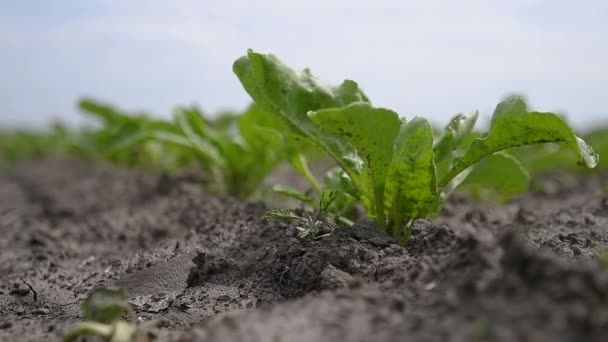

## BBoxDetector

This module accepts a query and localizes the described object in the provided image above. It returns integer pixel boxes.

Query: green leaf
[239,104,322,194]
[173,108,224,166]
[459,152,530,203]
[151,131,196,149]
[434,111,479,161]
[211,111,240,132]
[201,105,279,198]
[323,167,360,199]
[310,103,402,226]
[238,104,283,153]
[64,322,113,342]
[233,50,368,179]
[81,288,131,324]
[63,321,136,342]
[78,98,125,124]
[384,117,438,239]
[439,96,598,189]
[434,111,478,180]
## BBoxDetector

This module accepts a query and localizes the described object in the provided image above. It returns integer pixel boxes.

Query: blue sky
[1,0,607,130]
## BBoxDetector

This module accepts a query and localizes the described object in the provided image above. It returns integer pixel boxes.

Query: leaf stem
[293,154,322,194]
[64,322,113,342]
[336,216,354,227]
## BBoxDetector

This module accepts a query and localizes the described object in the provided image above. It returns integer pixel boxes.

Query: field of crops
[1,51,608,341]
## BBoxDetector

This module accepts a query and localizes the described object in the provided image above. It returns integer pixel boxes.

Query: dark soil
[1,159,608,341]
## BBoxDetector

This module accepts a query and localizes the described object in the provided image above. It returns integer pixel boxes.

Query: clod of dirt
[319,264,356,290]
[187,251,234,287]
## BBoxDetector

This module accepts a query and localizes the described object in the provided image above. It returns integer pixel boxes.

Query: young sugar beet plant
[64,288,137,342]
[233,49,599,243]
[78,99,287,199]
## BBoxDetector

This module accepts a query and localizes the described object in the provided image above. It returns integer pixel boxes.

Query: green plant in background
[234,49,598,242]
[168,104,282,198]
[78,99,203,172]
[64,287,137,342]
[592,246,608,268]
[78,99,287,199]
[0,122,76,165]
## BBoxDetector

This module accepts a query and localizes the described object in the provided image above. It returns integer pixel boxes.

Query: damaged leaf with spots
[384,117,438,240]
[310,103,402,227]
[439,97,598,190]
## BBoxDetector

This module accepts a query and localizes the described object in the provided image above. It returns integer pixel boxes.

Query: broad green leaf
[240,104,321,193]
[291,154,323,193]
[510,144,577,175]
[79,98,125,124]
[513,128,605,174]
[173,108,224,167]
[238,103,311,154]
[200,105,279,198]
[211,111,240,133]
[434,111,479,161]
[459,151,530,203]
[434,111,478,180]
[439,97,598,188]
[238,104,283,152]
[385,117,438,240]
[81,288,131,324]
[147,122,219,175]
[233,50,368,180]
[174,107,207,137]
[151,131,195,149]
[78,98,143,153]
[310,103,402,226]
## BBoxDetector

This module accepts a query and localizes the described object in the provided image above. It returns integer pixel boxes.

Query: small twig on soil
[21,279,38,301]
[171,303,192,315]
[56,299,81,307]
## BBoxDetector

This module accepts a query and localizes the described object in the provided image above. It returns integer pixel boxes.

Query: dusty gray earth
[1,159,608,341]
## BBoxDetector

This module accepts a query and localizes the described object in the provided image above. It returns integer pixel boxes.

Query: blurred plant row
[0,50,605,241]
[1,99,319,200]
